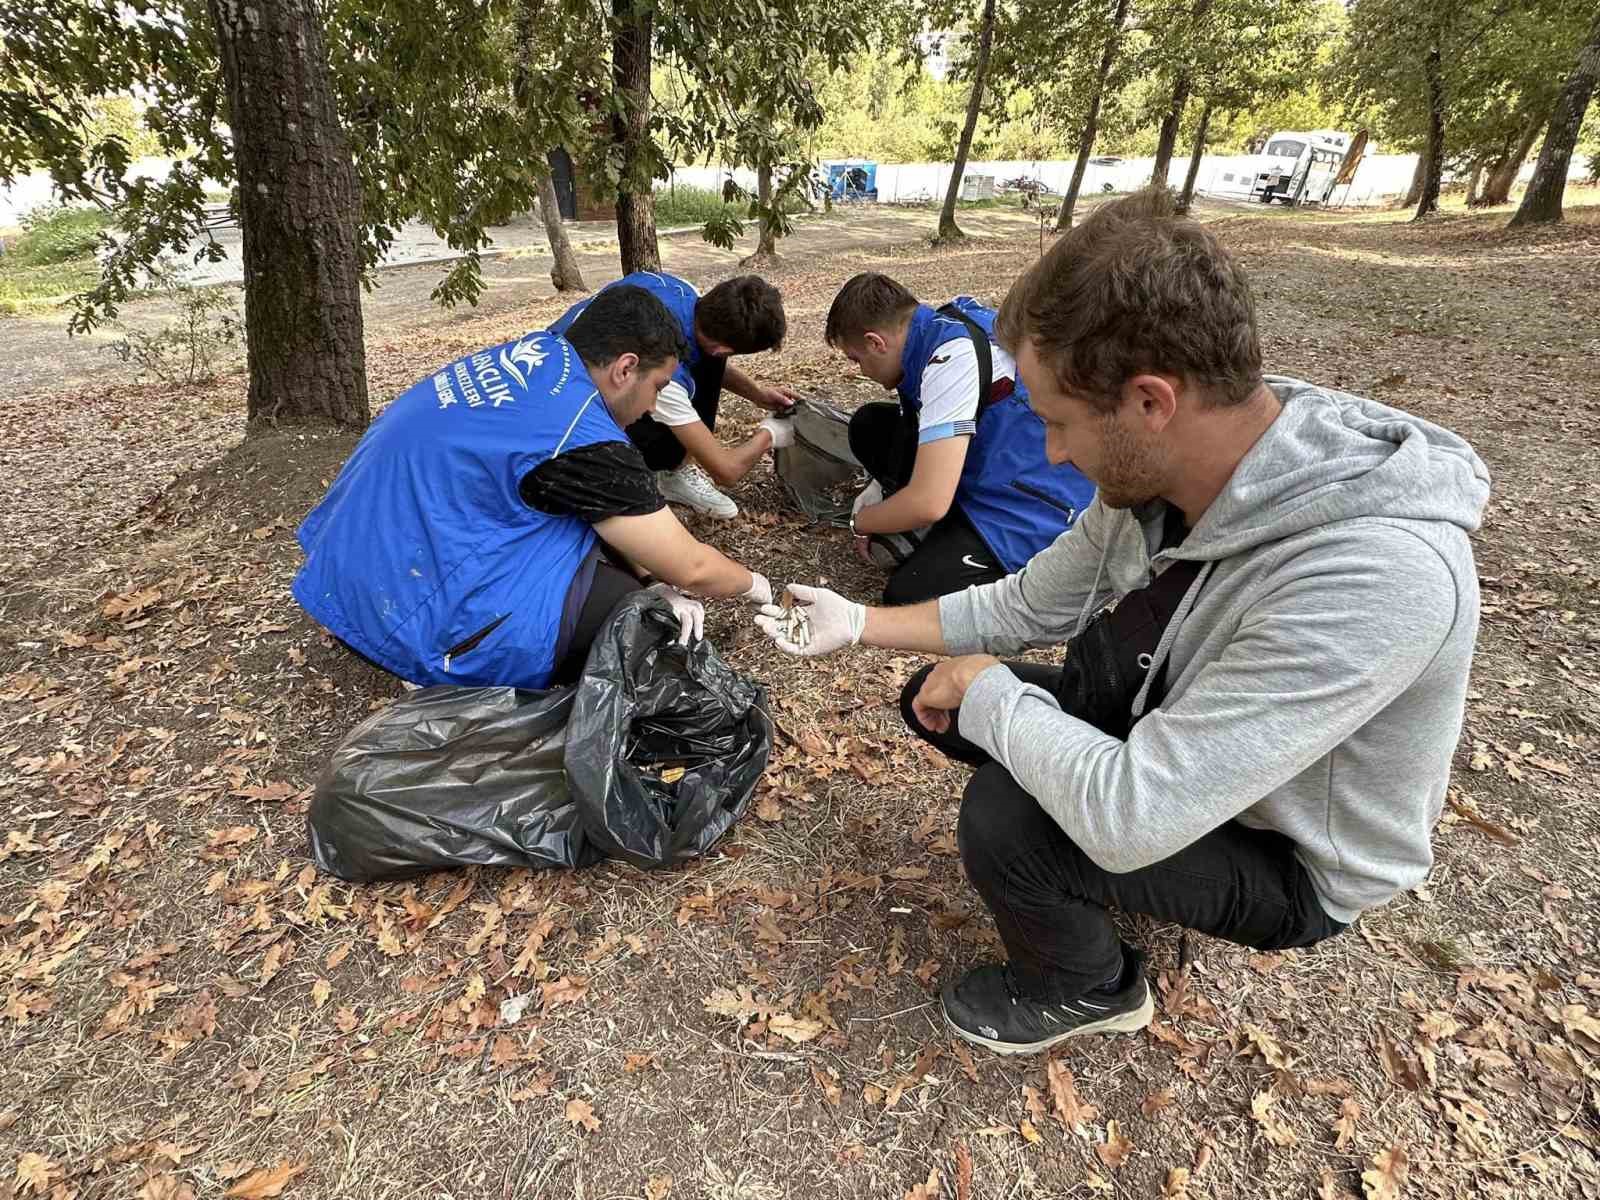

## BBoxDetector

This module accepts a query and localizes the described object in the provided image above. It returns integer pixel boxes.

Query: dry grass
[3,202,1600,1200]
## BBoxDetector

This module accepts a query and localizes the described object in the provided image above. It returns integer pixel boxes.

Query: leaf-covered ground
[3,201,1600,1200]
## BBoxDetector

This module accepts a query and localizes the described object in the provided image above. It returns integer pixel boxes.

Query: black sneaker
[940,948,1155,1056]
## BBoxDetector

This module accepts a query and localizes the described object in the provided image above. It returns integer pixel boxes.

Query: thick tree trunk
[1482,111,1545,205]
[538,172,586,291]
[1413,46,1446,220]
[1057,0,1132,232]
[749,161,779,261]
[1464,160,1484,207]
[1402,154,1426,207]
[611,0,659,272]
[205,0,367,429]
[936,0,997,243]
[1511,8,1600,227]
[1176,101,1213,214]
[1151,76,1191,187]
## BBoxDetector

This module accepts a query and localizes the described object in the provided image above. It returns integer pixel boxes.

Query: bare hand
[754,385,799,413]
[911,655,1001,733]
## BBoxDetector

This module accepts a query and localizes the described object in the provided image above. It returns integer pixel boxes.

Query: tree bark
[1057,0,1132,232]
[204,0,367,429]
[936,0,997,243]
[1413,45,1445,220]
[538,172,586,291]
[1482,110,1545,205]
[1464,160,1483,207]
[611,0,659,272]
[1176,101,1213,214]
[1511,7,1600,227]
[749,160,778,261]
[1151,76,1191,187]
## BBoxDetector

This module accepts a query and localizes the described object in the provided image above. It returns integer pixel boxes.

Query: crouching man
[757,188,1487,1055]
[293,286,772,690]
[550,271,797,520]
[826,274,1095,604]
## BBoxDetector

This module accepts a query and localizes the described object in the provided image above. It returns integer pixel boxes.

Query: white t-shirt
[915,336,1018,445]
[652,380,701,427]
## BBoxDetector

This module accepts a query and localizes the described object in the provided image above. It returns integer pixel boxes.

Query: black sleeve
[519,440,665,522]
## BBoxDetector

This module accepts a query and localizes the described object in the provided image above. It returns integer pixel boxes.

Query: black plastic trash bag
[565,592,772,869]
[773,396,863,527]
[308,685,599,882]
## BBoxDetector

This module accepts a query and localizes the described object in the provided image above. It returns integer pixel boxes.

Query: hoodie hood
[1174,376,1492,563]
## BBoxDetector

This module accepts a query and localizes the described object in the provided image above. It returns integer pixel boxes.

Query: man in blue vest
[292,286,774,691]
[824,273,1095,605]
[549,272,797,521]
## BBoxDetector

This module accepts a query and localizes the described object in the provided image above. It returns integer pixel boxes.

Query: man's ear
[608,351,641,389]
[1124,373,1180,433]
[863,331,889,356]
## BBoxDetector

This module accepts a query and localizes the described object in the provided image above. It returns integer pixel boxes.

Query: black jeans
[628,354,728,473]
[847,402,1005,605]
[901,661,1347,998]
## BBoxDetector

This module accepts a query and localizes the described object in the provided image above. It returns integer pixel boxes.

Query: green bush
[11,205,112,266]
[651,183,810,229]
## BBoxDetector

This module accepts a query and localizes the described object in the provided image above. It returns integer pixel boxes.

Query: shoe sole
[662,496,738,520]
[942,988,1155,1057]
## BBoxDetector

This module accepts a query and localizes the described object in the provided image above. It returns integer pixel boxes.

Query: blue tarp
[825,161,877,201]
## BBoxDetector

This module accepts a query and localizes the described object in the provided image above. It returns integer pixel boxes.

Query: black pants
[628,354,728,473]
[847,402,1004,605]
[900,661,1347,998]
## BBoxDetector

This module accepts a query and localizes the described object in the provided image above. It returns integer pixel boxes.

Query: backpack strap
[935,302,996,415]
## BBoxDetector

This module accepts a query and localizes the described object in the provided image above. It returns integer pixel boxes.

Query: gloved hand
[758,416,795,450]
[645,582,705,646]
[852,480,883,517]
[740,571,774,606]
[754,583,866,657]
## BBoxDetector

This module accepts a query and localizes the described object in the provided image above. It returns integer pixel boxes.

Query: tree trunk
[1511,7,1600,227]
[1151,76,1191,187]
[538,172,586,291]
[1464,160,1483,207]
[1176,101,1213,214]
[742,160,779,263]
[1413,45,1445,220]
[1482,110,1546,206]
[205,0,367,429]
[1402,154,1426,207]
[611,0,659,272]
[936,0,997,243]
[1057,0,1132,232]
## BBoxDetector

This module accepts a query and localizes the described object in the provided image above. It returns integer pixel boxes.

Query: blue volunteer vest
[897,299,1095,572]
[549,271,702,400]
[292,332,625,690]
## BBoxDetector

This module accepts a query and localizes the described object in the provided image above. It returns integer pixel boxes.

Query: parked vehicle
[1250,130,1362,205]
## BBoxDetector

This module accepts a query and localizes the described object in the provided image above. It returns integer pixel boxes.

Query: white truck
[1250,130,1361,206]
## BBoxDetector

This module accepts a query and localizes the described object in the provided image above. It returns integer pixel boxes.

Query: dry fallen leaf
[1019,1119,1042,1144]
[811,1064,842,1106]
[14,1153,58,1196]
[1096,1120,1133,1170]
[644,1175,672,1200]
[310,979,331,1009]
[1251,1089,1299,1147]
[1361,1145,1408,1200]
[1164,1166,1191,1199]
[1332,1097,1361,1150]
[565,1098,602,1134]
[768,1013,824,1043]
[952,1141,973,1200]
[903,1167,942,1200]
[1141,1086,1176,1119]
[1047,1058,1099,1131]
[222,1160,309,1198]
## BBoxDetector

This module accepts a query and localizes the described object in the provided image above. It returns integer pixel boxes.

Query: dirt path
[3,204,1599,1200]
[0,207,1042,397]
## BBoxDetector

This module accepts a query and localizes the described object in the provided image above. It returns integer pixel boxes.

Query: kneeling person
[826,273,1095,605]
[550,271,797,520]
[293,286,772,690]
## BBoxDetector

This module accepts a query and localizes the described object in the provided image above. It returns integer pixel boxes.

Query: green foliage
[11,204,112,265]
[104,269,244,385]
[654,184,744,227]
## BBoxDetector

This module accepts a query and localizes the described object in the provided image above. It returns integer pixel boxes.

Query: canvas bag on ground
[773,396,863,526]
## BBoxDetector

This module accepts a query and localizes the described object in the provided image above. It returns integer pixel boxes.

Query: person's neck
[1163,382,1282,527]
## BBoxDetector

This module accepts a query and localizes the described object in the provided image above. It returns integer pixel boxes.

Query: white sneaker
[658,464,738,519]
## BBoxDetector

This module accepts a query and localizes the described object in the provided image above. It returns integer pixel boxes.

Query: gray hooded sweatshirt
[939,376,1489,923]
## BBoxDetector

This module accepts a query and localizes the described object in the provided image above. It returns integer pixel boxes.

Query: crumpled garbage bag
[307,685,596,882]
[307,593,770,881]
[565,592,772,869]
[773,396,863,527]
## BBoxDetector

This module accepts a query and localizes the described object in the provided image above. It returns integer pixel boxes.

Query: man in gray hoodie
[755,186,1488,1057]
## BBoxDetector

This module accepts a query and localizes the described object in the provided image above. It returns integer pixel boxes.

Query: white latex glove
[758,416,795,450]
[645,582,705,646]
[852,480,883,516]
[754,583,866,657]
[740,571,774,606]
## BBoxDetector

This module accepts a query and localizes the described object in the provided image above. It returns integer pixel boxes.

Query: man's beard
[1092,415,1166,510]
